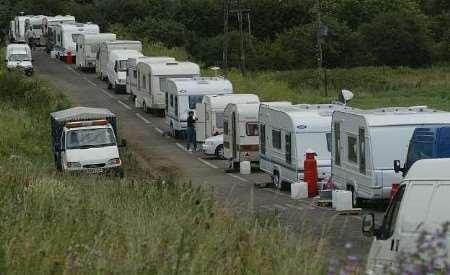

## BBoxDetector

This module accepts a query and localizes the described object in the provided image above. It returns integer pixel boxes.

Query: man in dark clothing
[186,111,197,152]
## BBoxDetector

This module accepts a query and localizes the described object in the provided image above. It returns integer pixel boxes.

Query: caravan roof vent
[408,106,428,112]
[166,62,179,66]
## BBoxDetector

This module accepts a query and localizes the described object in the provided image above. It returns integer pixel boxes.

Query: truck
[50,107,126,176]
[5,44,33,76]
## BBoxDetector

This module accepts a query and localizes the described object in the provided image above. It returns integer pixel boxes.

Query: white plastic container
[50,50,57,59]
[291,181,308,199]
[332,190,353,211]
[240,161,251,175]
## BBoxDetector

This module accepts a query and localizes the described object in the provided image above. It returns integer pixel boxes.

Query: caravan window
[334,123,341,165]
[216,112,225,129]
[174,96,178,117]
[285,133,292,164]
[170,95,174,107]
[272,129,282,150]
[117,60,127,72]
[246,123,259,136]
[347,135,357,163]
[148,74,152,92]
[224,120,229,135]
[189,96,203,110]
[359,128,366,174]
[260,124,266,155]
[133,70,137,79]
[143,75,147,89]
[326,133,332,152]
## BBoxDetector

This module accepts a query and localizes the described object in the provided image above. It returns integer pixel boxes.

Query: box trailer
[76,33,116,70]
[54,23,100,60]
[96,40,142,80]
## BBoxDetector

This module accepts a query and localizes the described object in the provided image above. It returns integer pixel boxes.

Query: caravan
[161,77,233,137]
[196,94,259,143]
[24,15,46,46]
[76,33,116,70]
[41,15,76,50]
[126,57,175,96]
[135,61,200,114]
[259,104,350,190]
[96,40,142,81]
[14,15,32,43]
[331,107,450,206]
[106,49,143,92]
[53,23,100,60]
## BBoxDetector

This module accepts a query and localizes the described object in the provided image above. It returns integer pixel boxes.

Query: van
[162,77,233,138]
[362,158,450,274]
[76,33,116,70]
[5,44,33,75]
[126,56,175,96]
[135,61,200,114]
[331,107,450,206]
[41,15,76,50]
[260,104,350,190]
[106,49,143,92]
[96,40,142,81]
[54,23,100,60]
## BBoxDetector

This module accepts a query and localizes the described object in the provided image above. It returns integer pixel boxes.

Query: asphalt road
[33,49,385,258]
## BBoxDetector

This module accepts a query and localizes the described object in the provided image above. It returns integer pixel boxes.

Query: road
[33,49,384,258]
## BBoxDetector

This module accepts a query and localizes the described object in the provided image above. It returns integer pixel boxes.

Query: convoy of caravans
[331,107,450,206]
[162,77,233,137]
[135,61,200,114]
[259,104,352,190]
[41,15,76,50]
[126,57,176,96]
[76,33,116,70]
[223,102,292,165]
[53,23,100,60]
[196,94,260,143]
[363,158,450,274]
[5,44,33,75]
[106,50,144,92]
[96,40,142,80]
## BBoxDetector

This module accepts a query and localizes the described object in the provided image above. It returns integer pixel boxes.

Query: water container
[332,190,353,211]
[50,51,57,59]
[291,181,308,200]
[240,161,251,175]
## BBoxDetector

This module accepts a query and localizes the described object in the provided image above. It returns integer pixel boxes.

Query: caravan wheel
[272,172,283,190]
[348,186,363,208]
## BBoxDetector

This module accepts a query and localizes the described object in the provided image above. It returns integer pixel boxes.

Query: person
[186,111,197,152]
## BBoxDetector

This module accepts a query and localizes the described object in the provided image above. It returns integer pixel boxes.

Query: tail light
[391,183,400,199]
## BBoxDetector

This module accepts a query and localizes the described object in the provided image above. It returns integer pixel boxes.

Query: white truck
[362,158,450,274]
[96,40,142,81]
[161,77,233,138]
[50,107,126,176]
[76,33,116,70]
[106,49,143,92]
[53,23,100,61]
[5,44,33,76]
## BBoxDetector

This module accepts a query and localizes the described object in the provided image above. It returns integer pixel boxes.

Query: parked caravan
[24,15,46,46]
[9,20,16,42]
[76,33,116,70]
[126,56,175,96]
[135,61,200,114]
[223,102,292,164]
[162,77,233,137]
[14,15,32,43]
[331,107,450,206]
[5,44,33,75]
[54,23,100,60]
[362,158,450,274]
[259,104,350,190]
[96,40,142,80]
[41,15,76,50]
[106,49,143,92]
[196,94,260,143]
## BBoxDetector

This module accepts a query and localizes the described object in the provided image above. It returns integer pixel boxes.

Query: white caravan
[331,107,450,206]
[14,15,32,43]
[96,40,142,80]
[362,158,450,274]
[5,44,33,75]
[41,15,76,49]
[126,56,175,96]
[54,23,100,60]
[76,33,116,70]
[162,77,233,137]
[135,61,200,114]
[196,94,260,143]
[106,49,143,92]
[24,15,46,46]
[224,102,292,165]
[259,104,351,190]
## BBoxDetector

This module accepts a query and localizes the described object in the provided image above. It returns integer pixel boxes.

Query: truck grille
[83,163,106,168]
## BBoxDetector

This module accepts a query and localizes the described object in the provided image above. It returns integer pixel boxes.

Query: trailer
[53,23,100,60]
[76,33,116,70]
[96,40,142,80]
[106,49,143,92]
[24,15,46,46]
[14,15,32,43]
[41,15,76,50]
[331,106,450,206]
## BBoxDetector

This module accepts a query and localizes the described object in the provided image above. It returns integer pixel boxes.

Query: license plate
[86,168,103,174]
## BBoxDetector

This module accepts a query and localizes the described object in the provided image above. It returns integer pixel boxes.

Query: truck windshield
[9,54,30,61]
[405,139,433,170]
[66,128,116,149]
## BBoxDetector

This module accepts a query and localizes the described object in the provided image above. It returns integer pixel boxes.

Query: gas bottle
[304,149,318,198]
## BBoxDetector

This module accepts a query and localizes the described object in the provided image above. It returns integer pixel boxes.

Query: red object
[65,52,74,64]
[391,183,400,199]
[304,151,318,198]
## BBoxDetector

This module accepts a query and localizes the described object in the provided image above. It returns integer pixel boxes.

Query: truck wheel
[215,145,224,159]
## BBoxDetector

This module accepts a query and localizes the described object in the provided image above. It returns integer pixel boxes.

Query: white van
[135,61,200,114]
[331,107,450,206]
[196,94,260,143]
[96,40,142,80]
[54,23,100,60]
[106,49,143,92]
[162,77,233,137]
[76,33,116,70]
[224,102,292,165]
[5,44,33,75]
[260,104,351,190]
[362,158,450,274]
[126,56,175,96]
[41,15,76,49]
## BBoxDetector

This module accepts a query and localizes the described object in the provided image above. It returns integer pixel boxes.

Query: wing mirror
[362,213,376,237]
[394,160,403,174]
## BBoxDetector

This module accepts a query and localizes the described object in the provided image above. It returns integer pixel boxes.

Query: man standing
[186,111,197,152]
